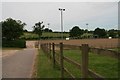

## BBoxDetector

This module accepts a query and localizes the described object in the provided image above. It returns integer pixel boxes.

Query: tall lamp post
[47,23,50,32]
[59,8,65,40]
[86,23,88,32]
[86,23,89,38]
[47,23,50,39]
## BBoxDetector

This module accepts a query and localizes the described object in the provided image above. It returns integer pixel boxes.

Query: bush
[2,39,26,48]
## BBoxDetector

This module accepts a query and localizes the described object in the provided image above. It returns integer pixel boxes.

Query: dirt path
[2,41,38,78]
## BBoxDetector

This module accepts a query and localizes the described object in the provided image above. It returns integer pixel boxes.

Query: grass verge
[36,49,61,78]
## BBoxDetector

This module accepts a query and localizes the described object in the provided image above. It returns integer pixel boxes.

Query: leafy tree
[118,30,120,38]
[49,29,53,32]
[2,18,26,40]
[84,29,88,33]
[81,33,93,38]
[23,29,28,32]
[33,21,45,39]
[44,28,53,32]
[44,28,49,32]
[108,29,117,38]
[94,28,107,38]
[69,26,83,37]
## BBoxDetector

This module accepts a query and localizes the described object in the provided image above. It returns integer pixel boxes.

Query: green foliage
[94,28,107,38]
[44,28,53,32]
[69,26,83,37]
[2,18,26,40]
[81,33,93,38]
[23,29,28,32]
[2,39,26,48]
[118,30,120,37]
[108,29,118,38]
[33,21,45,38]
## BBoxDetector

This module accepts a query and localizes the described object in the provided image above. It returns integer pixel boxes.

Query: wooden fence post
[60,42,64,78]
[52,43,55,68]
[47,43,49,54]
[81,44,89,78]
[49,43,51,59]
[44,43,46,53]
[47,43,49,56]
[47,43,49,53]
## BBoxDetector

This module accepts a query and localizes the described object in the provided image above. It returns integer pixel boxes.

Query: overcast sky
[2,2,118,31]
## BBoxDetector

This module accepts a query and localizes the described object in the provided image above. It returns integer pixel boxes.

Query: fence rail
[90,47,120,59]
[40,42,119,79]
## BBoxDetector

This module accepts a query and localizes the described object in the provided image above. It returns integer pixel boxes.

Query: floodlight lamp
[63,9,65,11]
[59,8,61,10]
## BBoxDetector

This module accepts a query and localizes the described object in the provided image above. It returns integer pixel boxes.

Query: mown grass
[63,50,118,78]
[37,49,118,78]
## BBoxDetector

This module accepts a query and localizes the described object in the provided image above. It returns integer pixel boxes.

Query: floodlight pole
[47,23,50,33]
[47,23,50,39]
[59,8,65,40]
[86,23,89,38]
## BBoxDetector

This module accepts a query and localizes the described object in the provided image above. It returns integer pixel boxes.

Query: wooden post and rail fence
[40,42,119,79]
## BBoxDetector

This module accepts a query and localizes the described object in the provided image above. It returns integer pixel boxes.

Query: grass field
[37,49,118,78]
[21,32,69,40]
[63,50,118,78]
[21,32,95,40]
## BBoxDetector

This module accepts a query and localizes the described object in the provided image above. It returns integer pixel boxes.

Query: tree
[118,30,120,38]
[94,28,107,38]
[23,29,28,32]
[108,29,117,38]
[33,21,45,39]
[69,26,83,37]
[2,18,26,40]
[44,28,49,32]
[49,29,53,32]
[84,29,88,33]
[44,28,53,32]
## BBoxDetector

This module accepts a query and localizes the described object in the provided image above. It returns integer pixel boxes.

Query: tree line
[1,18,52,40]
[1,18,120,41]
[70,26,120,38]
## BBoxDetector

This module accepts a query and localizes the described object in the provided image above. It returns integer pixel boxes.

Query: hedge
[2,39,26,48]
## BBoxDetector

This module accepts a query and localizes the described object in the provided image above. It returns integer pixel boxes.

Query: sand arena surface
[40,38,119,49]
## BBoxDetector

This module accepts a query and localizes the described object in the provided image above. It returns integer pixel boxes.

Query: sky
[1,1,119,32]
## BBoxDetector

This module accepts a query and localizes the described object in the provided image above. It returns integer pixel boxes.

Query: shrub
[2,39,26,48]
